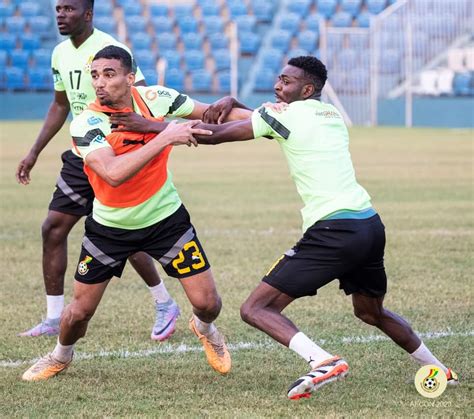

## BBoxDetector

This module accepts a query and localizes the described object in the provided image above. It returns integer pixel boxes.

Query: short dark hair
[93,45,133,73]
[288,56,327,93]
[84,0,94,9]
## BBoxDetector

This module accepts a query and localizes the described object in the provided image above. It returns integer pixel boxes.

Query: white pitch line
[1,330,472,368]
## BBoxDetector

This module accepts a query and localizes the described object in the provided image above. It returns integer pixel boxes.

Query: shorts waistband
[322,207,377,221]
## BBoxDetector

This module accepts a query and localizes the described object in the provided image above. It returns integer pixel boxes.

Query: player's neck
[70,26,94,49]
[108,96,134,111]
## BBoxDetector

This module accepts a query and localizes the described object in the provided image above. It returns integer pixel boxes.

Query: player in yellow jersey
[15,0,180,341]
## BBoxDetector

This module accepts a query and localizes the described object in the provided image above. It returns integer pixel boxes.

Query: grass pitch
[0,122,473,417]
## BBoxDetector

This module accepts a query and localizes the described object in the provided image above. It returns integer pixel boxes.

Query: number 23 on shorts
[172,240,206,275]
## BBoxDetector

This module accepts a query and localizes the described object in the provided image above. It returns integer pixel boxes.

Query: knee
[41,217,66,243]
[240,300,258,326]
[194,292,222,318]
[353,307,380,326]
[64,302,95,325]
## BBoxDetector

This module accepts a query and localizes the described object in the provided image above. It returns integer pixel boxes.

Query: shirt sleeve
[51,47,65,92]
[142,85,195,117]
[70,115,111,160]
[251,106,292,141]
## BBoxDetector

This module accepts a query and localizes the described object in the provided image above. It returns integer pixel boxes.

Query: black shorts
[49,150,94,216]
[263,214,387,299]
[74,205,211,284]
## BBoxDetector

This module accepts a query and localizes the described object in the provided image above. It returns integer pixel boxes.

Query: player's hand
[16,152,38,185]
[159,120,212,147]
[109,112,153,133]
[261,102,289,113]
[203,96,236,124]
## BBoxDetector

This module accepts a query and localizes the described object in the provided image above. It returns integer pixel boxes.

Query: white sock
[193,314,217,336]
[52,339,74,363]
[46,295,64,320]
[410,342,448,373]
[289,332,334,369]
[148,282,171,304]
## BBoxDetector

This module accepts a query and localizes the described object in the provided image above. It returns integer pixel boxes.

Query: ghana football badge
[84,55,94,73]
[414,365,447,398]
[78,255,93,275]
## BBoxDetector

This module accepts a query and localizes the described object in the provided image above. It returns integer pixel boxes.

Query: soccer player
[118,56,459,398]
[22,46,233,382]
[15,0,180,341]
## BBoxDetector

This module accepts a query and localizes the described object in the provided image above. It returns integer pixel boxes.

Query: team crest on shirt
[78,255,93,275]
[84,55,94,73]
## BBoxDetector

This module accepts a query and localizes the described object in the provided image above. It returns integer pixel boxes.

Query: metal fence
[320,0,473,126]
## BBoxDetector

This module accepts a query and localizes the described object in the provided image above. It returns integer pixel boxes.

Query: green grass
[0,122,473,417]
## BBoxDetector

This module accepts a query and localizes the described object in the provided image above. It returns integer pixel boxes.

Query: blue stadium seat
[337,49,358,68]
[151,16,174,33]
[287,0,312,17]
[328,71,346,90]
[0,50,7,68]
[0,4,14,18]
[270,30,293,52]
[228,2,248,18]
[182,33,203,50]
[217,71,231,92]
[367,0,387,14]
[356,12,373,28]
[452,72,471,96]
[253,1,274,23]
[19,2,41,17]
[122,3,143,16]
[0,33,17,52]
[94,16,116,34]
[94,2,113,17]
[208,33,228,49]
[28,16,50,35]
[28,67,51,90]
[10,50,30,70]
[32,49,51,67]
[134,49,156,71]
[239,32,260,55]
[341,0,362,17]
[297,30,319,52]
[20,33,40,51]
[346,69,369,93]
[184,50,205,71]
[174,4,194,19]
[235,15,257,33]
[287,48,310,59]
[156,33,177,51]
[279,13,301,35]
[5,67,25,90]
[305,14,325,32]
[165,68,184,91]
[191,69,212,92]
[125,16,147,32]
[129,32,153,50]
[160,50,182,70]
[202,16,224,34]
[261,49,284,72]
[6,16,26,34]
[317,0,338,19]
[150,4,168,17]
[380,49,400,73]
[254,69,276,91]
[201,2,221,16]
[178,16,198,34]
[142,69,158,85]
[332,12,353,27]
[213,49,230,71]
